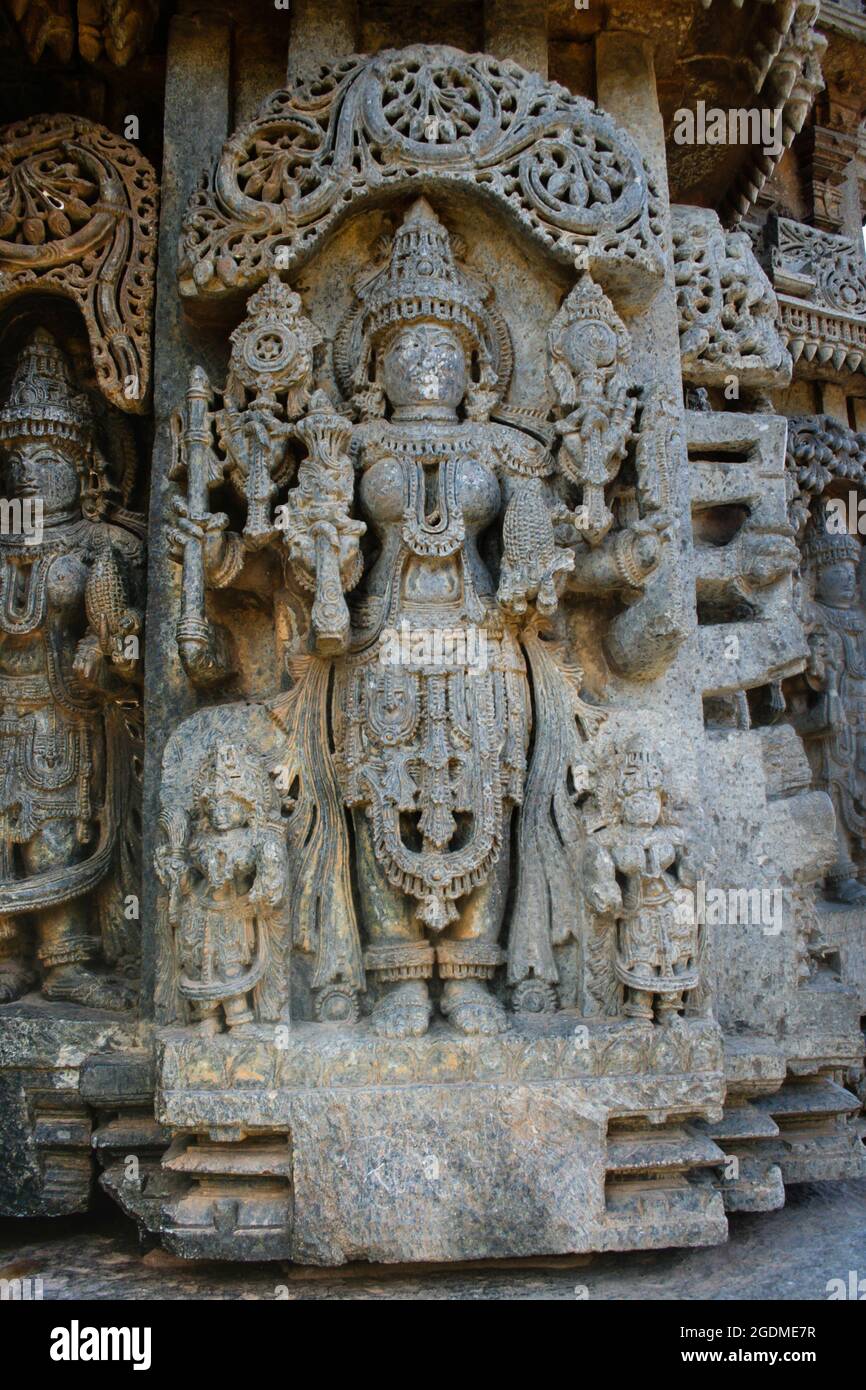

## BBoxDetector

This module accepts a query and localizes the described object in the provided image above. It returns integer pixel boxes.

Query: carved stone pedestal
[0,999,147,1216]
[101,1016,730,1263]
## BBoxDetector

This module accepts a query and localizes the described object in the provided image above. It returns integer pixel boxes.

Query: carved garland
[178,45,666,310]
[0,113,158,413]
[785,414,866,532]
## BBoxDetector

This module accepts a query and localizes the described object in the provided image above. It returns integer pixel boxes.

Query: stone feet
[371,980,432,1038]
[830,876,866,906]
[41,963,135,1010]
[0,959,37,1003]
[370,978,509,1037]
[441,978,508,1035]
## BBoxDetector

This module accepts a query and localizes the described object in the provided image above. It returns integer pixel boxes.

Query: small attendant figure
[156,743,288,1032]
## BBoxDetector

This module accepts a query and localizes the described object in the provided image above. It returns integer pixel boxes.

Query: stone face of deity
[4,442,82,517]
[201,789,251,834]
[815,558,857,609]
[380,323,468,416]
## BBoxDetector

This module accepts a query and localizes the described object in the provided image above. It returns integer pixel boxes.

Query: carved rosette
[0,113,158,412]
[178,45,665,310]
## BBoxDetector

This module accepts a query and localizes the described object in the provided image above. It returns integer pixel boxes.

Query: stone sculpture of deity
[0,329,143,1007]
[156,742,289,1032]
[168,198,674,1035]
[583,737,700,1024]
[793,526,866,904]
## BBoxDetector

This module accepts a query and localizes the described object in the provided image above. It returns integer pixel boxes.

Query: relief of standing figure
[156,742,289,1032]
[583,737,700,1024]
[0,329,143,1008]
[792,526,866,904]
[167,200,671,1035]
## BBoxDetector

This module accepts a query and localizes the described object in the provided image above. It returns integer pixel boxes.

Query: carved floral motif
[672,206,791,390]
[0,113,158,411]
[766,217,866,377]
[178,45,665,309]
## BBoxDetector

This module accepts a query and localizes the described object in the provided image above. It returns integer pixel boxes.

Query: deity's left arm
[249,828,289,910]
[74,530,145,689]
[671,829,701,889]
[278,391,365,655]
[491,428,575,617]
[582,838,622,916]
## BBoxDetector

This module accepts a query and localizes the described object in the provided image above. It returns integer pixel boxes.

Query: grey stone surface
[0,1178,863,1300]
[1,2,866,1273]
[289,1083,607,1264]
[0,999,146,1217]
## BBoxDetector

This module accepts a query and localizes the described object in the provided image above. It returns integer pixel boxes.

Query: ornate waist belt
[0,673,53,704]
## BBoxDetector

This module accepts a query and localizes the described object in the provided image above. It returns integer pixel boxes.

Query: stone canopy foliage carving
[178,45,666,310]
[786,413,866,530]
[0,113,158,412]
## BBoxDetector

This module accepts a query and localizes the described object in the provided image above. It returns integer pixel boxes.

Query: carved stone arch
[0,113,158,413]
[178,44,666,312]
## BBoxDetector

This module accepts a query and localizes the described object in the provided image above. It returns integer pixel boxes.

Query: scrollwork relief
[672,206,792,391]
[178,45,665,310]
[0,113,158,412]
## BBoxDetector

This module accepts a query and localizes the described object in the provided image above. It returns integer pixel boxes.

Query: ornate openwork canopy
[0,113,158,411]
[179,45,666,311]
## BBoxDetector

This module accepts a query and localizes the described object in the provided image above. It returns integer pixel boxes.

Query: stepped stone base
[103,1015,730,1262]
[0,997,148,1217]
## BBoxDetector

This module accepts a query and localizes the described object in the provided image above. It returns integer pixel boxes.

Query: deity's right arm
[276,394,365,655]
[167,496,245,590]
[582,837,623,916]
[168,366,238,687]
[567,523,662,598]
[154,838,192,927]
[790,620,840,738]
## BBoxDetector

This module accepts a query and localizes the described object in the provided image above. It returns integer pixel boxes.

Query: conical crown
[360,198,490,351]
[0,329,91,454]
[616,736,663,794]
[804,524,860,567]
